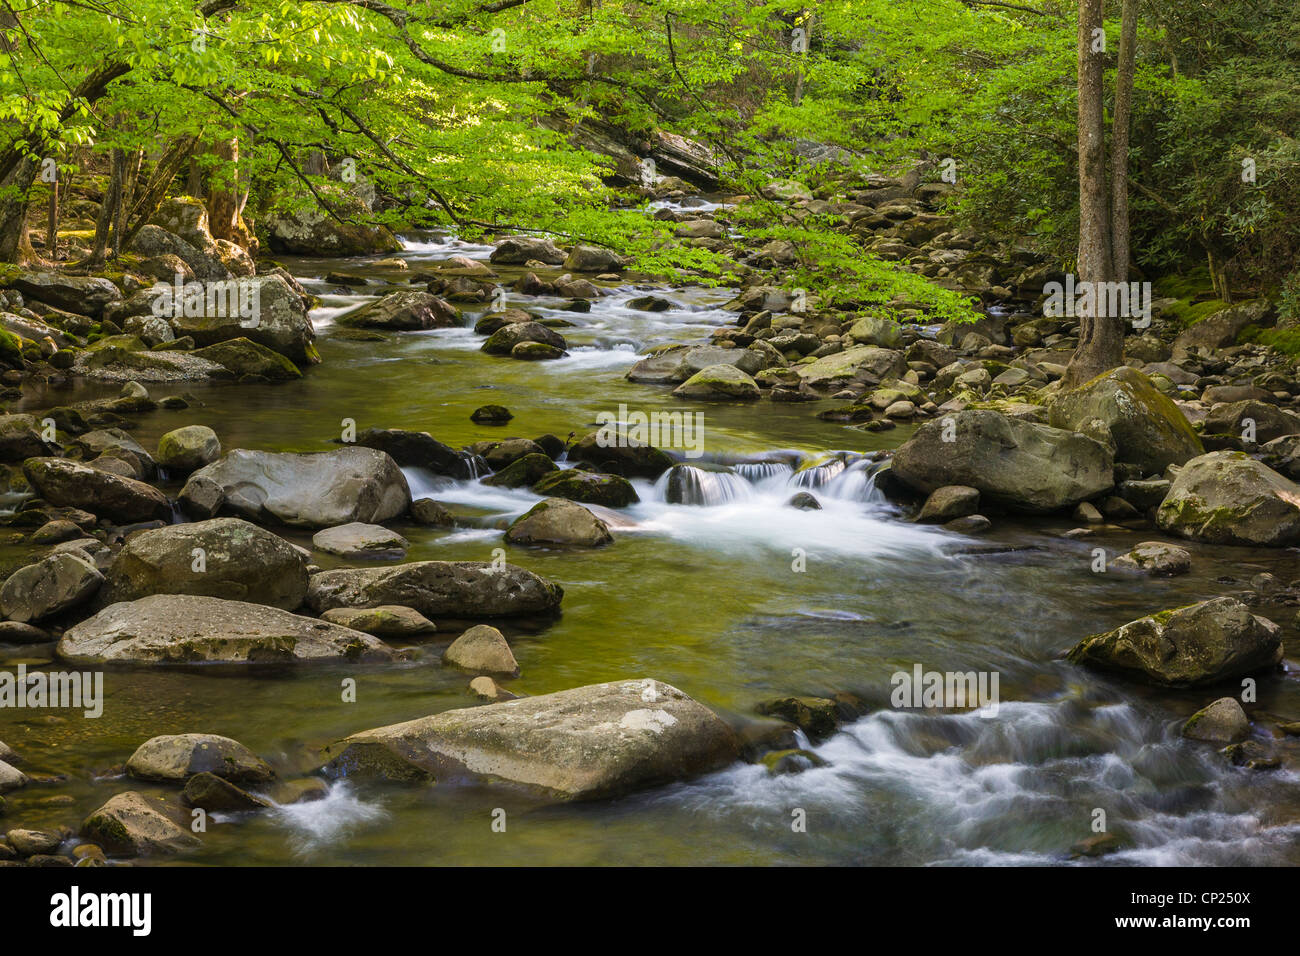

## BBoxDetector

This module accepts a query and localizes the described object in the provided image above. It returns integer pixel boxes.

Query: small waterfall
[458,453,490,480]
[734,461,794,484]
[789,455,850,490]
[822,458,888,503]
[657,463,754,506]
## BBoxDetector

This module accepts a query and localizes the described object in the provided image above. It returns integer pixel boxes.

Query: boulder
[321,679,740,800]
[890,410,1114,513]
[1182,697,1250,743]
[156,425,221,473]
[182,772,272,812]
[567,431,673,478]
[795,346,909,393]
[0,414,56,462]
[532,469,638,507]
[482,322,566,355]
[4,271,121,318]
[505,497,612,547]
[0,759,27,793]
[103,518,309,609]
[167,274,316,364]
[1172,299,1272,355]
[127,224,228,281]
[847,315,904,349]
[265,195,402,257]
[190,338,302,381]
[1202,400,1300,444]
[672,364,761,400]
[482,452,557,488]
[338,290,460,331]
[1109,541,1192,576]
[186,447,410,528]
[22,458,171,524]
[441,624,519,676]
[916,485,979,523]
[1155,451,1300,546]
[563,245,623,272]
[126,733,274,784]
[1066,597,1282,687]
[1048,367,1203,473]
[306,560,563,620]
[312,522,409,560]
[80,792,200,857]
[489,236,567,265]
[0,551,103,623]
[57,594,394,663]
[352,427,472,477]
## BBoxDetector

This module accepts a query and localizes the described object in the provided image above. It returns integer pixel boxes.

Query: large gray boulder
[0,414,56,462]
[57,594,394,663]
[3,271,122,318]
[1067,597,1282,687]
[338,290,460,331]
[321,678,740,800]
[185,447,410,528]
[22,458,172,524]
[1172,299,1272,355]
[126,733,274,784]
[81,791,201,857]
[167,273,316,365]
[0,551,103,623]
[306,560,563,619]
[489,236,567,265]
[103,518,309,609]
[890,409,1114,513]
[1048,366,1203,473]
[1156,451,1300,546]
[795,346,909,393]
[505,498,612,547]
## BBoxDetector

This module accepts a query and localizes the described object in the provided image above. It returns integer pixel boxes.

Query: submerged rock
[306,560,563,619]
[1109,541,1191,576]
[890,410,1114,513]
[442,624,519,676]
[1067,597,1282,687]
[1182,697,1249,743]
[57,594,394,663]
[103,518,309,609]
[321,678,739,800]
[320,605,436,636]
[186,447,410,528]
[1155,451,1300,546]
[312,522,409,560]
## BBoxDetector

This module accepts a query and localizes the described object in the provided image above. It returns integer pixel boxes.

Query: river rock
[81,791,200,857]
[1182,697,1249,743]
[890,410,1114,513]
[103,518,308,609]
[482,452,558,488]
[352,427,471,477]
[1171,299,1272,355]
[57,594,394,663]
[672,364,761,400]
[127,733,274,784]
[564,245,623,272]
[265,196,402,257]
[532,469,638,507]
[796,346,909,393]
[23,458,172,523]
[567,430,674,478]
[442,624,519,676]
[1048,367,1203,473]
[307,560,562,620]
[182,771,272,812]
[847,315,904,349]
[0,551,103,623]
[319,605,436,636]
[5,828,62,856]
[1066,597,1283,687]
[338,290,460,331]
[1203,400,1300,444]
[186,447,410,528]
[156,425,221,473]
[0,760,28,793]
[321,678,740,800]
[0,414,56,462]
[917,485,980,523]
[489,236,567,265]
[168,274,317,364]
[505,497,612,547]
[312,522,409,560]
[482,321,567,355]
[1109,541,1191,576]
[4,271,122,318]
[1155,451,1300,546]
[191,338,302,381]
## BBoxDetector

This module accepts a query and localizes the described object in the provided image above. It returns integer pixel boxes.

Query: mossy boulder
[1155,450,1300,546]
[532,468,638,507]
[1067,597,1282,687]
[1182,697,1249,743]
[672,363,760,400]
[126,733,275,784]
[505,497,612,547]
[80,791,200,857]
[156,425,221,472]
[191,338,302,381]
[338,290,459,331]
[1048,366,1202,473]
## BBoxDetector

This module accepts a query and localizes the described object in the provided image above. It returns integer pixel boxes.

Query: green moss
[1161,296,1231,328]
[1239,325,1300,356]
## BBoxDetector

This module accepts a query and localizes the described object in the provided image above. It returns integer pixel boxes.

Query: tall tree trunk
[112,148,144,258]
[1065,0,1124,390]
[0,156,38,263]
[206,137,240,242]
[1110,0,1137,280]
[87,146,127,268]
[45,177,59,260]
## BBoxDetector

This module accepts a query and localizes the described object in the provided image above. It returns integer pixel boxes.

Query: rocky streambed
[1,196,1300,866]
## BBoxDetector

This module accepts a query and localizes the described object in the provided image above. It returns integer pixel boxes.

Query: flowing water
[4,226,1300,866]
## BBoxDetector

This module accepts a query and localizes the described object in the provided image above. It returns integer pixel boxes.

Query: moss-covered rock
[532,468,638,507]
[672,363,760,400]
[1156,450,1300,546]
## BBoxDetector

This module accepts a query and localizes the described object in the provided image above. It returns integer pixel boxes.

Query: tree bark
[206,137,240,242]
[1110,0,1137,280]
[87,146,127,268]
[0,156,38,264]
[1064,0,1124,389]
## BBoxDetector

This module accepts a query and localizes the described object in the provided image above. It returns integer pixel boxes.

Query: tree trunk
[1110,0,1137,281]
[0,155,38,263]
[45,177,59,260]
[1065,0,1124,390]
[206,137,240,242]
[87,146,126,267]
